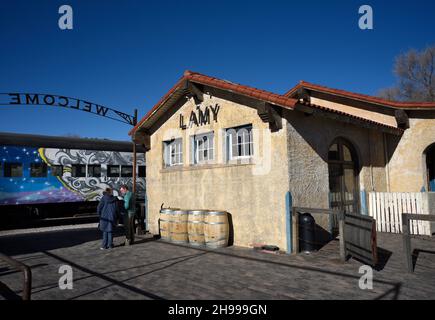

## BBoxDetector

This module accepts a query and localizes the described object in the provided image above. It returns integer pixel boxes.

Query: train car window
[30,163,48,177]
[88,165,101,178]
[107,165,120,178]
[138,166,146,178]
[121,165,133,177]
[4,163,23,177]
[51,165,63,177]
[72,164,86,177]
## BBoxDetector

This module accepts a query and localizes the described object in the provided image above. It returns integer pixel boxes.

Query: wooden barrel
[159,208,174,241]
[188,210,207,247]
[204,211,229,248]
[169,210,188,244]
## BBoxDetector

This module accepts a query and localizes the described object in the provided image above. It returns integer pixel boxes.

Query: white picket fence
[368,192,431,236]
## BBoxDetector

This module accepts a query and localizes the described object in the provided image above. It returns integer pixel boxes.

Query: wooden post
[339,211,346,262]
[402,213,413,273]
[133,108,138,126]
[132,139,142,235]
[132,141,137,194]
[285,192,293,254]
[132,108,138,194]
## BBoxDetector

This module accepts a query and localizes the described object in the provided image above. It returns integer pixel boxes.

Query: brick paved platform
[1,227,434,300]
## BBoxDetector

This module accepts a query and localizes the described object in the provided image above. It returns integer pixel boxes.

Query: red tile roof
[129,70,298,135]
[130,71,430,137]
[285,81,435,109]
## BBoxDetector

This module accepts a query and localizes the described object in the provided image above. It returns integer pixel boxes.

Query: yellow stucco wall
[145,95,393,250]
[146,95,290,249]
[388,118,435,192]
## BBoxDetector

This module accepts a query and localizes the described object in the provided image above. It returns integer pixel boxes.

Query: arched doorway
[328,138,360,213]
[425,144,435,191]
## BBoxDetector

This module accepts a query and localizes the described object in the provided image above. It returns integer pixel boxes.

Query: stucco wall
[283,110,389,238]
[388,118,435,192]
[284,110,388,212]
[144,93,397,250]
[146,95,290,249]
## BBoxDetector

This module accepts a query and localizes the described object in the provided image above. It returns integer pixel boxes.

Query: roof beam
[184,80,204,103]
[394,109,409,129]
[133,131,150,151]
[257,101,282,132]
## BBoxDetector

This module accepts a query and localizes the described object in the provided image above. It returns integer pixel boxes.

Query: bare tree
[379,46,435,102]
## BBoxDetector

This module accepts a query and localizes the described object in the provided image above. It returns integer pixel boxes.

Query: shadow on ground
[0,227,130,256]
[2,230,424,300]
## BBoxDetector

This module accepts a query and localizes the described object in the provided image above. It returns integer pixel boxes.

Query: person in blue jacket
[97,188,119,250]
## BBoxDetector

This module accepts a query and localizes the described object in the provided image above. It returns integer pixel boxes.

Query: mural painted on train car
[0,145,145,205]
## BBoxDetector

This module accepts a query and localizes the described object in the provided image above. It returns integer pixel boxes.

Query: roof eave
[287,82,435,110]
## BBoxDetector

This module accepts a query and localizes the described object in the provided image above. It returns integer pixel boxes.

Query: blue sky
[1,0,434,140]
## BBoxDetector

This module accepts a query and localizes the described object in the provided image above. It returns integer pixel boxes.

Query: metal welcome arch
[0,92,138,126]
[0,92,143,202]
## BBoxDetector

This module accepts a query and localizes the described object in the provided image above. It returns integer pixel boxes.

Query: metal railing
[0,253,32,300]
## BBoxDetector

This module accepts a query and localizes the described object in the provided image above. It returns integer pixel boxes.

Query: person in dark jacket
[97,188,118,250]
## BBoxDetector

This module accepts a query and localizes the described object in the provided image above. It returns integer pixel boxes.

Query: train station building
[130,70,435,251]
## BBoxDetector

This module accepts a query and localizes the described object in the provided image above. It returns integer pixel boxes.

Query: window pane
[72,165,86,177]
[108,165,120,177]
[51,165,63,177]
[194,133,213,164]
[328,163,342,205]
[121,166,133,177]
[244,143,250,157]
[243,130,249,144]
[30,163,47,178]
[171,144,176,165]
[138,166,146,178]
[164,139,182,166]
[227,126,253,160]
[198,139,203,151]
[239,132,244,145]
[328,144,339,161]
[4,163,23,177]
[343,168,355,201]
[343,145,353,162]
[88,165,101,178]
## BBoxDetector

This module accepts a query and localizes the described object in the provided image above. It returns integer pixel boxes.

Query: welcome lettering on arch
[179,104,220,130]
[0,93,137,126]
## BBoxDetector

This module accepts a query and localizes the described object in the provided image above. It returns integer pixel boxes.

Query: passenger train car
[0,132,145,227]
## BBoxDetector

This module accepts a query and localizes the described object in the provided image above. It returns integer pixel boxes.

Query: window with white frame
[226,125,253,160]
[193,132,214,164]
[164,138,183,167]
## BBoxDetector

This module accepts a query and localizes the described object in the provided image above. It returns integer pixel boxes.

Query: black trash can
[299,212,316,254]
